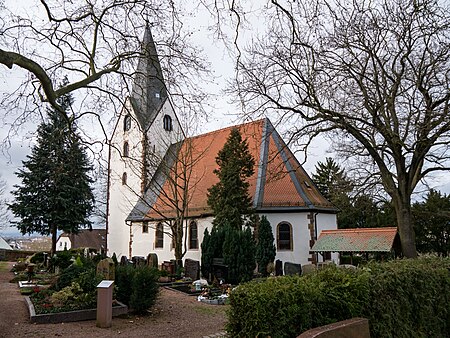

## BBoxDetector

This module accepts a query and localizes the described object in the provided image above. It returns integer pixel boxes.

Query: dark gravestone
[275,259,283,276]
[132,256,146,267]
[184,259,200,280]
[211,258,228,282]
[284,262,302,276]
[120,256,129,266]
[162,261,175,275]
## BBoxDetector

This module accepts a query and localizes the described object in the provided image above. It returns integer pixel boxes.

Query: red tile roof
[128,118,335,221]
[311,227,399,252]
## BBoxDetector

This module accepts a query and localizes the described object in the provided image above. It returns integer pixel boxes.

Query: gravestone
[302,263,317,275]
[162,261,175,275]
[284,262,302,276]
[132,256,146,267]
[275,259,283,276]
[97,258,115,280]
[184,259,200,280]
[147,253,158,269]
[120,256,129,266]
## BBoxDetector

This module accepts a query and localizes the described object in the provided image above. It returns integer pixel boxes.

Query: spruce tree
[255,216,276,276]
[9,88,94,255]
[207,127,255,229]
[202,127,256,283]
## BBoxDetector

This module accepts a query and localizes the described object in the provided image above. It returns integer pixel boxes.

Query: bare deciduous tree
[206,0,450,258]
[0,0,210,148]
[121,128,209,263]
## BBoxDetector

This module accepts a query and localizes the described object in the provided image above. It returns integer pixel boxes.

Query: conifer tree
[201,127,257,282]
[9,86,94,255]
[207,127,255,229]
[255,216,276,276]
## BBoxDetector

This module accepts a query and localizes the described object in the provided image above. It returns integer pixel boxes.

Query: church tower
[107,24,183,259]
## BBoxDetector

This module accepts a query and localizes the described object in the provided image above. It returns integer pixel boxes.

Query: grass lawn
[0,261,9,272]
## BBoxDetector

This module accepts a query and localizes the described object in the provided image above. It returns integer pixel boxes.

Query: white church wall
[130,217,214,263]
[107,101,145,258]
[263,212,312,266]
[128,212,338,269]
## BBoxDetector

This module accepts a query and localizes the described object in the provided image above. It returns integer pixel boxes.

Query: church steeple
[131,23,168,130]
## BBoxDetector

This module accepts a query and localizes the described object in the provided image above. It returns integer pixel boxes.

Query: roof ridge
[187,118,268,140]
[322,227,397,233]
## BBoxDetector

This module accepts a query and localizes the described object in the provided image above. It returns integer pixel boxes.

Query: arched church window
[189,221,198,249]
[124,114,131,132]
[122,172,127,185]
[155,222,164,248]
[163,114,173,131]
[123,141,129,157]
[277,222,293,250]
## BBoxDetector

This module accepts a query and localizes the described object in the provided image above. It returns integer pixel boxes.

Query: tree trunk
[394,200,418,258]
[51,223,57,257]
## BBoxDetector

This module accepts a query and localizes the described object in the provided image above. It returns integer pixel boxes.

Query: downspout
[127,220,133,259]
[105,141,111,255]
[314,212,319,264]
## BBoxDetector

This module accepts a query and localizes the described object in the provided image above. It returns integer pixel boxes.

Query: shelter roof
[311,227,399,252]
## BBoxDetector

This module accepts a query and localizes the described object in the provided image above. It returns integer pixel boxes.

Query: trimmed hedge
[226,257,449,338]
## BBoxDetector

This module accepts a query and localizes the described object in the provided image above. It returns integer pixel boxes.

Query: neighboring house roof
[130,23,168,131]
[311,227,399,252]
[0,236,12,250]
[128,118,336,221]
[59,229,106,251]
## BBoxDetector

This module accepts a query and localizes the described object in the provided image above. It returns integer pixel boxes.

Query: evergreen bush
[115,265,160,314]
[226,257,449,338]
[255,216,276,276]
[115,265,135,306]
[129,266,160,314]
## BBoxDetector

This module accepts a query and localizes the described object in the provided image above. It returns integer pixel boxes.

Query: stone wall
[297,318,370,338]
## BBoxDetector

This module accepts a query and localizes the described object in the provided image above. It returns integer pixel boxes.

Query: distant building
[56,229,106,253]
[0,236,12,250]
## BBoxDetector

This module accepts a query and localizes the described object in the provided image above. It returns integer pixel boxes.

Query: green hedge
[226,257,449,338]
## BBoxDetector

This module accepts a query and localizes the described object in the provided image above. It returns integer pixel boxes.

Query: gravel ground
[0,262,228,338]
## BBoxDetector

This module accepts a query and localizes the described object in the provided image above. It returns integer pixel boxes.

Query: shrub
[115,265,135,306]
[52,264,86,291]
[51,250,73,270]
[129,266,159,314]
[226,257,449,338]
[115,265,159,314]
[30,252,47,264]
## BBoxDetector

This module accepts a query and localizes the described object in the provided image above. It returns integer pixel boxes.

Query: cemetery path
[0,262,227,338]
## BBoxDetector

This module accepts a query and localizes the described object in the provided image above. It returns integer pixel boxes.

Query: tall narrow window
[189,221,198,249]
[163,114,173,131]
[123,114,131,131]
[277,222,292,250]
[123,141,129,157]
[155,222,164,248]
[122,172,127,185]
[142,221,149,233]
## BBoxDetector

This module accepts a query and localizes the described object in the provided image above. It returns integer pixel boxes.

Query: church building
[106,26,338,271]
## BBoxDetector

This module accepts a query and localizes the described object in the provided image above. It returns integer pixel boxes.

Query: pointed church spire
[131,23,168,130]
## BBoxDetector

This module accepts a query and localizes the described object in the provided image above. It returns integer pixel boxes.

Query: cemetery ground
[0,261,227,338]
